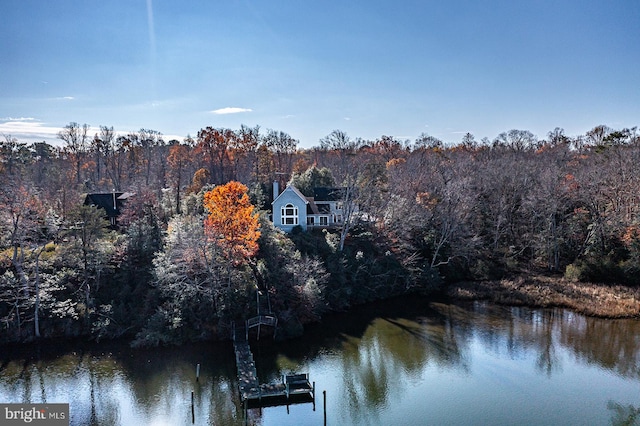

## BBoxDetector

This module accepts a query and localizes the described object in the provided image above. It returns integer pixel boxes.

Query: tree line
[1,123,639,345]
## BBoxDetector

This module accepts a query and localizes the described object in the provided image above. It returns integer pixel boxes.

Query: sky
[1,0,639,148]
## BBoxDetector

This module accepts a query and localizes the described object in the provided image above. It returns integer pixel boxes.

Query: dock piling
[323,390,327,426]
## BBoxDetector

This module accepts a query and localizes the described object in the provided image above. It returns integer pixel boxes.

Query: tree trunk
[33,246,46,338]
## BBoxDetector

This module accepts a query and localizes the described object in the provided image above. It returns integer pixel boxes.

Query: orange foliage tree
[203,181,261,262]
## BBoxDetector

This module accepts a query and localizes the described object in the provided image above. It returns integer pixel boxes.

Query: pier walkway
[232,292,314,408]
[233,324,260,400]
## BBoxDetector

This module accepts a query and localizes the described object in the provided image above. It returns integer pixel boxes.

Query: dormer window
[281,203,298,225]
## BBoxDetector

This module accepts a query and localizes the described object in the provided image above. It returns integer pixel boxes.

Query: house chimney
[273,181,279,199]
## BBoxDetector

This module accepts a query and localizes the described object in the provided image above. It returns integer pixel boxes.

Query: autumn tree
[369,135,407,161]
[0,184,44,284]
[255,143,274,184]
[29,141,59,187]
[196,127,235,184]
[459,132,478,151]
[203,181,261,262]
[0,134,31,177]
[413,132,444,150]
[0,183,46,337]
[188,168,210,194]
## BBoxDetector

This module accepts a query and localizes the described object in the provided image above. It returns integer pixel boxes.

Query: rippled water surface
[2,298,640,425]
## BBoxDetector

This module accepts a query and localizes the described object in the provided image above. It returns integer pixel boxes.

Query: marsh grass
[448,276,640,318]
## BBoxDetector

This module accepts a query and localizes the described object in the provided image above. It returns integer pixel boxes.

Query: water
[1,297,639,425]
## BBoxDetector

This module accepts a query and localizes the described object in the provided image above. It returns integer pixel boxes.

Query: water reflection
[608,401,640,426]
[427,301,640,379]
[337,314,470,425]
[0,342,246,426]
[1,299,640,425]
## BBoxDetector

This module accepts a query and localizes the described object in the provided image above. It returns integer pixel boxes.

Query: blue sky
[1,0,639,148]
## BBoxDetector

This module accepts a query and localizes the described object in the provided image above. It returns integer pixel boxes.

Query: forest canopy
[1,124,640,345]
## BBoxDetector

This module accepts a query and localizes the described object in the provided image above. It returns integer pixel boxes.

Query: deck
[244,374,315,408]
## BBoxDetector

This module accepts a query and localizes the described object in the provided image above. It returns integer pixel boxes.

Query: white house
[271,181,344,232]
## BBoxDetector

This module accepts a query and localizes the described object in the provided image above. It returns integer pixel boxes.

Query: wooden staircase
[247,290,278,340]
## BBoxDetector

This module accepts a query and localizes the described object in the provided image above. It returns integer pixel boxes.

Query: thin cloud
[0,117,37,122]
[46,96,75,101]
[0,118,62,141]
[0,119,99,144]
[0,118,188,146]
[210,107,253,115]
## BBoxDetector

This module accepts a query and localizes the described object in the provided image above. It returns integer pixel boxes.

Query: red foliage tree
[203,181,260,262]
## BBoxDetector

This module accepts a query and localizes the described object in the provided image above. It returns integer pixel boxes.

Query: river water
[1,297,639,425]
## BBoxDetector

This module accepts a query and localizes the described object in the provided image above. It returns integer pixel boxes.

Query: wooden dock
[233,326,260,400]
[243,374,315,408]
[232,320,314,408]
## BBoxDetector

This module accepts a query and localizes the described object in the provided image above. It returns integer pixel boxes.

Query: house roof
[272,185,309,205]
[306,198,319,214]
[313,187,344,201]
[84,193,127,217]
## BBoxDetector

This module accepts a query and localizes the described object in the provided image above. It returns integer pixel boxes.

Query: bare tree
[232,124,260,182]
[167,143,192,215]
[136,129,164,186]
[91,125,115,188]
[57,122,89,185]
[492,129,539,151]
[319,130,364,183]
[264,129,298,182]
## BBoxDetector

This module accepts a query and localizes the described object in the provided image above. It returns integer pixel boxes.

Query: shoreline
[447,275,640,319]
[3,276,639,348]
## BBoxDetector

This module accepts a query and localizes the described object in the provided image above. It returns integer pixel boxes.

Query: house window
[319,216,328,226]
[307,217,315,226]
[281,203,298,226]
